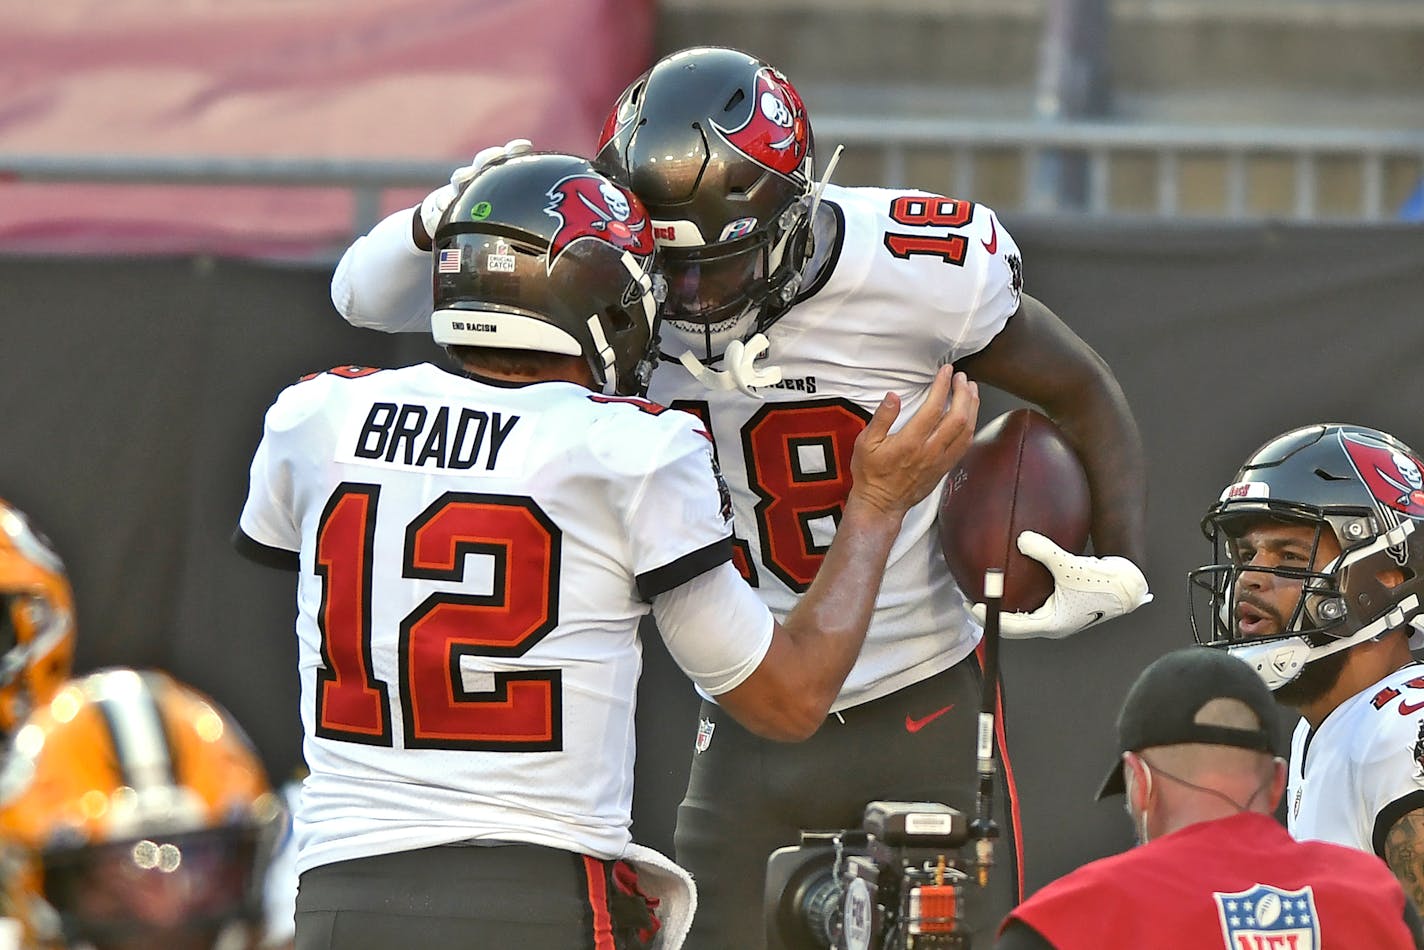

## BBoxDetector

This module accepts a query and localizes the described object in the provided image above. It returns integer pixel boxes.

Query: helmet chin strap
[1229,593,1422,690]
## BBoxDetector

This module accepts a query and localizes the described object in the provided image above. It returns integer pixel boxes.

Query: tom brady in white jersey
[242,152,979,949]
[327,46,1151,946]
[1192,423,1424,912]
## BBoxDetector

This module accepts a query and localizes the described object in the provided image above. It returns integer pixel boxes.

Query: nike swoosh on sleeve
[981,216,998,254]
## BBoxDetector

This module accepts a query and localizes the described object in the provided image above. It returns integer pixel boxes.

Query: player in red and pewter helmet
[430,152,663,397]
[594,46,817,367]
[1192,423,1424,913]
[326,45,1152,947]
[248,150,981,949]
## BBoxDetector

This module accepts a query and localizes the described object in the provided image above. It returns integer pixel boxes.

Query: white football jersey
[1288,662,1424,856]
[329,184,1024,712]
[647,184,1023,710]
[238,363,759,873]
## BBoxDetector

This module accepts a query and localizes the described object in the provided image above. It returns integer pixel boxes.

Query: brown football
[937,408,1092,612]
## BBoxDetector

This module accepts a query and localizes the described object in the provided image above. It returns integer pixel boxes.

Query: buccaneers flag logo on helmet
[543,174,654,268]
[1342,432,1424,517]
[710,67,809,180]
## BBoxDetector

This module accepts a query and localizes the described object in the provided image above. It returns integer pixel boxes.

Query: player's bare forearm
[769,497,905,724]
[1385,809,1424,913]
[957,294,1146,563]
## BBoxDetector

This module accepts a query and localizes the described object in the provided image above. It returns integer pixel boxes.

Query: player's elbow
[716,671,835,742]
[741,704,827,743]
[761,699,829,742]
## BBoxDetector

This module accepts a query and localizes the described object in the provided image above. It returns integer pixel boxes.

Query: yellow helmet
[0,668,281,950]
[0,500,75,737]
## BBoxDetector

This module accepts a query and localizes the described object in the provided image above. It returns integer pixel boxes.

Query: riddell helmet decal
[543,175,654,267]
[709,67,809,180]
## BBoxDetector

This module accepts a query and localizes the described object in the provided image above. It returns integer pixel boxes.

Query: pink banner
[0,0,654,257]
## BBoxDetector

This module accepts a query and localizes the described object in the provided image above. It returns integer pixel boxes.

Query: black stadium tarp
[2,219,1421,896]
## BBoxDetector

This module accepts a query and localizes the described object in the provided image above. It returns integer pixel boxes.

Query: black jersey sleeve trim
[1373,789,1424,859]
[232,527,300,572]
[635,536,733,602]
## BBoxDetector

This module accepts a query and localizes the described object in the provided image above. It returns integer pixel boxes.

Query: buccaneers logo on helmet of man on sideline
[543,174,653,265]
[1341,432,1424,517]
[709,66,810,181]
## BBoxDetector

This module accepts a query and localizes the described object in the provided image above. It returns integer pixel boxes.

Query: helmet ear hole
[605,305,635,334]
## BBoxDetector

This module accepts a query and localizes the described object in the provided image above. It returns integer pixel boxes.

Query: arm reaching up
[330,139,533,333]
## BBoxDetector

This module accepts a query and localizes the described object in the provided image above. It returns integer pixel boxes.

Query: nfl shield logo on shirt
[695,717,716,754]
[1214,884,1319,949]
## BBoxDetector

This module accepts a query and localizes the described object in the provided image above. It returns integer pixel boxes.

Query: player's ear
[1267,756,1288,811]
[1122,752,1147,811]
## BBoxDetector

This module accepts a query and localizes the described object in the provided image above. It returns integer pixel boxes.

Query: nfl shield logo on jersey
[1214,884,1319,949]
[695,717,716,754]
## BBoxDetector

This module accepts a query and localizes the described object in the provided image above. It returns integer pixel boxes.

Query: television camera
[764,800,978,949]
[764,569,1009,950]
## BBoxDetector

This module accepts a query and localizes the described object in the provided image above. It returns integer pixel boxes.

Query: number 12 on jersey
[313,483,563,752]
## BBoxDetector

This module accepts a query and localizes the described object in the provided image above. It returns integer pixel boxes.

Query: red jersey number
[668,398,874,591]
[743,400,872,591]
[883,195,976,266]
[1370,675,1424,715]
[314,483,562,751]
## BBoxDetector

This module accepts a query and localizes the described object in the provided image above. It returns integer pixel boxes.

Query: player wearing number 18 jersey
[244,153,979,949]
[328,47,1150,947]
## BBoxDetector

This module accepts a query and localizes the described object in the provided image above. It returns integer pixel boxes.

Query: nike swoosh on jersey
[981,216,998,255]
[905,704,955,733]
[1399,698,1424,715]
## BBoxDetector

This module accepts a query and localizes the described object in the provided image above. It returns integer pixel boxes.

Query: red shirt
[1001,812,1415,949]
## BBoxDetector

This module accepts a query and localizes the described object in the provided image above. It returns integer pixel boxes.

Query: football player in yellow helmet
[0,668,282,950]
[0,500,74,737]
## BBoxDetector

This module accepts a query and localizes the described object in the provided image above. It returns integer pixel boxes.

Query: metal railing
[814,117,1424,221]
[3,118,1422,237]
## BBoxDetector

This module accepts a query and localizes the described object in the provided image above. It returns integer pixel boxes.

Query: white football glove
[418,138,534,238]
[971,530,1152,640]
[677,334,783,398]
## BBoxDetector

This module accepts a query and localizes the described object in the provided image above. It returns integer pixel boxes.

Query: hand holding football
[937,409,1091,612]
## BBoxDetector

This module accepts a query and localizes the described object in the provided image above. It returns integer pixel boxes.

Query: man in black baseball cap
[1095,645,1286,801]
[995,647,1424,949]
